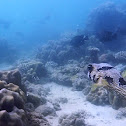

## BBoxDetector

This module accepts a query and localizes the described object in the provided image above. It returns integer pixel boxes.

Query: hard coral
[0,69,27,94]
[0,69,21,87]
[18,61,47,83]
[0,81,27,126]
[48,61,91,90]
[36,38,86,65]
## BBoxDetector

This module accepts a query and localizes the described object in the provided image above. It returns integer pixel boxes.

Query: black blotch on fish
[98,66,113,71]
[70,35,89,47]
[119,78,126,86]
[105,76,113,84]
[96,30,117,42]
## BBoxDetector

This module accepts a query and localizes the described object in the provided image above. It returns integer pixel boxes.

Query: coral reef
[36,39,87,65]
[18,60,48,83]
[108,90,126,109]
[0,69,51,126]
[0,80,27,126]
[46,60,91,90]
[0,69,26,93]
[27,112,50,126]
[0,69,21,87]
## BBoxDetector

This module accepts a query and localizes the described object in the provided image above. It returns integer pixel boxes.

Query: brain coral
[0,80,27,126]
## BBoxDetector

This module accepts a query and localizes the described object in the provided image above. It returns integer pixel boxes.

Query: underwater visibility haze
[1,0,126,126]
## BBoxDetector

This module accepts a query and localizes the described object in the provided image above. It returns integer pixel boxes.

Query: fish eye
[88,64,93,72]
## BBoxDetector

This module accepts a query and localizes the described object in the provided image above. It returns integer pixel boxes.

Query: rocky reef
[36,39,87,65]
[0,80,26,126]
[45,60,91,90]
[2,1,126,126]
[0,69,50,126]
[18,60,48,83]
[0,69,24,91]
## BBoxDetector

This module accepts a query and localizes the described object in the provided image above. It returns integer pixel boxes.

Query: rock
[0,81,27,126]
[58,111,88,126]
[27,111,50,126]
[25,103,35,112]
[0,69,22,89]
[27,92,41,107]
[0,108,27,126]
[49,61,91,90]
[0,88,24,110]
[86,86,109,105]
[108,90,126,109]
[72,76,91,91]
[35,103,56,117]
[26,83,48,105]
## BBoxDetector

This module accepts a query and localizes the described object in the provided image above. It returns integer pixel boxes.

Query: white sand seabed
[43,82,126,126]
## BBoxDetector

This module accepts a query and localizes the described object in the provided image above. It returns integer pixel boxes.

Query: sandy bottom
[43,82,126,126]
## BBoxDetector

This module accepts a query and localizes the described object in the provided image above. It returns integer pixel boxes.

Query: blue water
[0,0,126,64]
